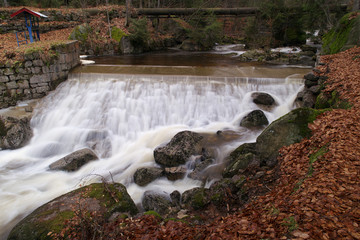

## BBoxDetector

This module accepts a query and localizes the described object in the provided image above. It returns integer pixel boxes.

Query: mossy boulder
[69,24,92,44]
[111,27,127,42]
[256,108,325,166]
[181,187,210,210]
[8,183,138,240]
[322,12,360,55]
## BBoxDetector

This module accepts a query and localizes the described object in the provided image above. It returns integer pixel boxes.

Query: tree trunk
[106,0,111,38]
[139,0,142,8]
[3,0,9,7]
[157,0,160,8]
[126,0,131,27]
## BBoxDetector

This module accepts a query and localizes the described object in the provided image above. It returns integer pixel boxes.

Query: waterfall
[0,72,304,238]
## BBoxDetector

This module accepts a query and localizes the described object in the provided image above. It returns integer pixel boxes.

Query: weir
[0,71,305,238]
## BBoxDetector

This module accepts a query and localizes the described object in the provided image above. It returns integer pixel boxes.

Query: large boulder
[142,191,174,215]
[256,108,324,167]
[240,110,269,128]
[0,116,32,150]
[134,167,164,186]
[223,108,325,177]
[49,148,98,172]
[154,131,204,167]
[8,183,138,240]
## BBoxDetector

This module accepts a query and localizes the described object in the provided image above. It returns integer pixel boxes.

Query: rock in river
[240,110,269,128]
[154,131,203,167]
[49,148,98,172]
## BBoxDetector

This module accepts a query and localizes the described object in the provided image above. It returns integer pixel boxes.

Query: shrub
[128,18,150,48]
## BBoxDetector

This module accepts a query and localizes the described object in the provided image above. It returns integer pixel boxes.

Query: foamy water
[0,72,304,238]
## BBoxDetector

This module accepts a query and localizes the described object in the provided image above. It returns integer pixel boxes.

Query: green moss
[192,189,207,209]
[293,145,328,193]
[24,46,43,55]
[111,27,127,42]
[8,210,74,240]
[282,216,298,232]
[69,24,91,44]
[86,183,138,216]
[287,108,328,138]
[315,91,352,109]
[144,210,163,219]
[322,12,360,54]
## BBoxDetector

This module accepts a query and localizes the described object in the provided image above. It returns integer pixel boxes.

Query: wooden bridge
[136,7,259,17]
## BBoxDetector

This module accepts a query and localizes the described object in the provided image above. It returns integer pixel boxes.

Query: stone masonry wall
[0,40,80,109]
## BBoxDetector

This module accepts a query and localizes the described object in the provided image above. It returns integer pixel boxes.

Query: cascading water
[0,68,306,238]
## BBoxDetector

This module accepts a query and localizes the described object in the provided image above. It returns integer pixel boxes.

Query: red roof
[10,8,48,18]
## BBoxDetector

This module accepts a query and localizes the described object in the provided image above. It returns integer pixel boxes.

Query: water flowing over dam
[0,47,310,238]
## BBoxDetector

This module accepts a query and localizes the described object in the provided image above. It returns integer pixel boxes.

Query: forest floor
[57,47,359,240]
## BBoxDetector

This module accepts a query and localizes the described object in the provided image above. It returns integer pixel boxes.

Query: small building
[10,8,48,46]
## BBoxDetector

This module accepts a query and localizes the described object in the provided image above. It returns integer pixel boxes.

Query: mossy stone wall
[0,41,80,109]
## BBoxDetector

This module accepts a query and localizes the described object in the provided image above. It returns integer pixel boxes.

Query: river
[0,46,311,238]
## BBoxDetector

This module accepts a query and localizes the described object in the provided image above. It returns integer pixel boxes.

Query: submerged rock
[8,183,138,240]
[134,167,164,186]
[49,148,98,172]
[0,116,32,150]
[240,110,269,128]
[154,131,204,167]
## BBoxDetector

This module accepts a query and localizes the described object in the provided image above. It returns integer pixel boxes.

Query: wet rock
[304,72,319,82]
[181,187,210,210]
[209,176,247,205]
[251,92,276,106]
[188,158,214,181]
[154,131,203,167]
[164,166,187,181]
[49,148,98,172]
[8,183,138,240]
[134,167,164,186]
[256,108,323,167]
[142,191,174,215]
[170,190,181,206]
[302,91,316,108]
[223,143,257,178]
[240,110,269,128]
[0,116,32,150]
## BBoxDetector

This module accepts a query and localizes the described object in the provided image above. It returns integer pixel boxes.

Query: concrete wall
[0,40,80,109]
